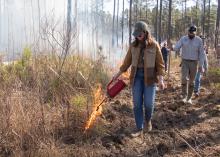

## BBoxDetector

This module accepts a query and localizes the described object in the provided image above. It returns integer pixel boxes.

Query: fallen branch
[174,129,202,157]
[78,71,93,90]
[48,66,77,93]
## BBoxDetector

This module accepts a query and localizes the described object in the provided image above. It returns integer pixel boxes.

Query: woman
[113,21,165,137]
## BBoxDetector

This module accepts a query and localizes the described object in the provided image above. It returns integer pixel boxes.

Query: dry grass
[0,49,110,157]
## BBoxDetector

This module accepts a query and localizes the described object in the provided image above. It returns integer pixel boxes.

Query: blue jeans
[132,68,156,130]
[162,55,168,71]
[194,71,201,93]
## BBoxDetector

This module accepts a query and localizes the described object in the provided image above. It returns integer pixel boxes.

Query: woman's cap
[132,21,148,37]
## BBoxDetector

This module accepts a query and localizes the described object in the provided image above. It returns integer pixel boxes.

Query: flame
[84,84,105,132]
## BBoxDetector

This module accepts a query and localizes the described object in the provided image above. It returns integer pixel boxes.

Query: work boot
[144,120,152,132]
[194,92,199,98]
[182,97,187,103]
[187,85,194,101]
[181,84,187,99]
[131,129,143,138]
[187,98,192,105]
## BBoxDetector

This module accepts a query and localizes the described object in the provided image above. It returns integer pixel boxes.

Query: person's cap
[188,25,197,33]
[132,21,148,37]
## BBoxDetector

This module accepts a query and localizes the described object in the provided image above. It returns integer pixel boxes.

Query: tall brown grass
[0,48,109,157]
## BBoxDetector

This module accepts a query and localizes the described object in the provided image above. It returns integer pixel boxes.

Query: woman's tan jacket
[120,40,165,86]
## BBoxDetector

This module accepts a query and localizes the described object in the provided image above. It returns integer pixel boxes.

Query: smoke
[0,0,130,65]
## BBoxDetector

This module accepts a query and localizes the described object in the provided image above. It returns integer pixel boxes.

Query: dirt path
[62,63,220,157]
[94,67,220,157]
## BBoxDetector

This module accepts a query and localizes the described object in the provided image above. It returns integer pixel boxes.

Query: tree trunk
[139,0,142,18]
[145,0,148,20]
[168,0,172,46]
[60,0,72,74]
[0,0,1,44]
[195,0,198,27]
[155,0,159,41]
[129,0,132,44]
[181,0,184,36]
[31,0,35,44]
[215,0,220,48]
[184,0,187,30]
[112,0,116,46]
[158,0,162,44]
[37,0,41,52]
[207,0,211,37]
[202,0,206,36]
[116,0,119,46]
[135,4,138,23]
[122,0,125,49]
[24,0,28,43]
[167,0,172,79]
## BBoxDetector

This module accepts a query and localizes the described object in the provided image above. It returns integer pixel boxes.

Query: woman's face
[137,32,145,41]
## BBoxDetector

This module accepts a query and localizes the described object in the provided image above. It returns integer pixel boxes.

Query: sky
[104,0,129,14]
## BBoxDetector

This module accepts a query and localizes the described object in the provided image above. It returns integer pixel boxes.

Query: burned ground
[65,66,220,157]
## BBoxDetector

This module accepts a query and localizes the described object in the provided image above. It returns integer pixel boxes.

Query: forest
[0,0,219,156]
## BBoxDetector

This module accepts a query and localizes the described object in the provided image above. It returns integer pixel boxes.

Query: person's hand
[167,40,173,51]
[203,68,208,76]
[159,80,165,90]
[198,66,204,73]
[158,76,165,90]
[112,71,122,81]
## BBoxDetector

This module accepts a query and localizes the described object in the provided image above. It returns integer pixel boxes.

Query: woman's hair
[133,30,154,47]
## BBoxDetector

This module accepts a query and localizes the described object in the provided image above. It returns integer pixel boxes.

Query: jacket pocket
[146,67,156,78]
[144,49,156,68]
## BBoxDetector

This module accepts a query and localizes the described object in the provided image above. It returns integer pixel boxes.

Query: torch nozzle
[96,97,108,111]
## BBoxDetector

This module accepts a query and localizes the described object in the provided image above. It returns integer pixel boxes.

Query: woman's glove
[158,75,165,90]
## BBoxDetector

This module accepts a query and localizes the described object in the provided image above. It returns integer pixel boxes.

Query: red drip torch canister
[107,79,126,98]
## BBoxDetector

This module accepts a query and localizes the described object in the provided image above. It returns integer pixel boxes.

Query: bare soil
[61,65,220,157]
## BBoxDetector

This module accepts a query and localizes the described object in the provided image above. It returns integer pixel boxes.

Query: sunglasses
[137,33,144,38]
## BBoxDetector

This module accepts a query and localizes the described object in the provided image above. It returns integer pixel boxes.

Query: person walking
[170,25,205,104]
[113,21,165,137]
[161,42,169,72]
[194,46,208,97]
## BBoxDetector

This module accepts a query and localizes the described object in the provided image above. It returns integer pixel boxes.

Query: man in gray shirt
[171,25,205,104]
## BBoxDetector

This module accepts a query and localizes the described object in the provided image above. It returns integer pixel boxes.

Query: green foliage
[64,55,109,87]
[12,47,33,84]
[70,94,87,109]
[208,67,220,89]
[128,0,218,41]
[209,67,220,76]
[21,47,32,66]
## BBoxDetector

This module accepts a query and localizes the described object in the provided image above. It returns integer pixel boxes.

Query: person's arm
[198,40,205,68]
[120,46,132,72]
[155,43,165,89]
[113,46,132,80]
[173,37,183,52]
[155,43,165,76]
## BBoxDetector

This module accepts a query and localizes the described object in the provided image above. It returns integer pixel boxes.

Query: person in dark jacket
[161,42,169,72]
